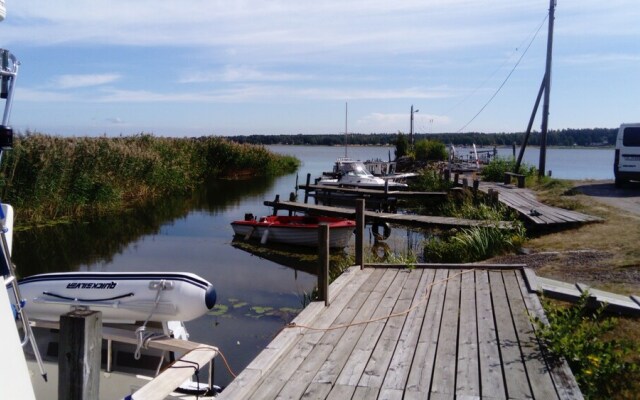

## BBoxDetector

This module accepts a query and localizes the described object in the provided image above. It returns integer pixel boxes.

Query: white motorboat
[317,158,408,190]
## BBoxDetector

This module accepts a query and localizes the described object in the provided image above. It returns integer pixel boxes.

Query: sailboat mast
[538,0,556,177]
[344,102,348,158]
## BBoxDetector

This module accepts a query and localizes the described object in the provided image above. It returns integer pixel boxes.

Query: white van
[614,123,640,187]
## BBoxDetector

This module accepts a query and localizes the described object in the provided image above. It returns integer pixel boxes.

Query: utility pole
[410,105,419,146]
[538,0,556,177]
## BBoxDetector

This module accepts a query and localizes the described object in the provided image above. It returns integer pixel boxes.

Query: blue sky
[1,0,639,137]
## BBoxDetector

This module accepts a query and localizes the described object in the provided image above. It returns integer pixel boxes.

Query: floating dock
[219,264,583,400]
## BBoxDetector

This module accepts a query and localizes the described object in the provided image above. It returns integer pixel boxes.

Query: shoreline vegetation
[0,133,299,228]
[227,128,617,147]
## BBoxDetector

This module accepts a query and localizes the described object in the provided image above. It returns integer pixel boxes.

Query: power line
[455,14,549,133]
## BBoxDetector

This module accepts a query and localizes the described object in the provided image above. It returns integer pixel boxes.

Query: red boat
[231,215,355,248]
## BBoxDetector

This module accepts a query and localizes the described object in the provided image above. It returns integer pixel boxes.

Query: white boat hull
[17,272,216,323]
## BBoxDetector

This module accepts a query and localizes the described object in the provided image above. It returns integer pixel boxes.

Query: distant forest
[227,128,616,147]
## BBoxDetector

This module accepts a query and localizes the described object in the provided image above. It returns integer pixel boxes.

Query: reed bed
[0,133,299,226]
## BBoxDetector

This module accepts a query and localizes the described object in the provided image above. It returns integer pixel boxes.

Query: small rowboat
[231,215,355,248]
[17,272,217,324]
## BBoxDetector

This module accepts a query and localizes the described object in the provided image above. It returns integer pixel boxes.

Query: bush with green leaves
[395,132,408,159]
[410,167,453,192]
[481,157,537,182]
[414,139,447,162]
[535,295,639,399]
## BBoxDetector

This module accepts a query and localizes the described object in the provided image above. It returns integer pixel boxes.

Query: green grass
[1,133,299,227]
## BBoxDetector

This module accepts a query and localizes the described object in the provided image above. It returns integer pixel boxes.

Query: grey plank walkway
[478,182,602,225]
[265,200,513,229]
[219,266,583,400]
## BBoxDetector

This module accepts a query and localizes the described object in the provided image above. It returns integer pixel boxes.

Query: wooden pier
[478,182,602,225]
[265,199,513,230]
[219,265,583,400]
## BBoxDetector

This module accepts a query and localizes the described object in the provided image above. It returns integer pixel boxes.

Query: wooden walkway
[219,265,583,400]
[265,200,513,230]
[478,182,602,225]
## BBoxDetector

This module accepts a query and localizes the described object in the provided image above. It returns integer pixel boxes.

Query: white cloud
[180,65,313,83]
[52,74,121,89]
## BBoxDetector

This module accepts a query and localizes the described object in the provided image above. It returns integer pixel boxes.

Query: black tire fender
[371,221,391,241]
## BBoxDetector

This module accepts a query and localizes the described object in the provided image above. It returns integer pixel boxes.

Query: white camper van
[614,123,640,187]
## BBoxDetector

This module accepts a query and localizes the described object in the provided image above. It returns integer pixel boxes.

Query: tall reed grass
[0,133,299,226]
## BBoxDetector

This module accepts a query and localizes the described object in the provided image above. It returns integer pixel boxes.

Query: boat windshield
[340,162,374,177]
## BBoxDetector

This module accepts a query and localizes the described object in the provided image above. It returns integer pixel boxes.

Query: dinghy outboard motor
[0,47,18,149]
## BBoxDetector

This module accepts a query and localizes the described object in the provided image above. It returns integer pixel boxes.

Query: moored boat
[16,271,217,323]
[317,157,408,190]
[231,214,355,248]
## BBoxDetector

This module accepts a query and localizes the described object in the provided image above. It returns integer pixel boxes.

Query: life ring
[371,242,391,261]
[371,221,391,241]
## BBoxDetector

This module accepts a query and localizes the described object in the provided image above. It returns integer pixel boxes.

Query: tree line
[227,128,616,147]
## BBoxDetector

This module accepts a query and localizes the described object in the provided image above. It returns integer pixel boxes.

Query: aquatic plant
[423,224,525,263]
[0,133,299,227]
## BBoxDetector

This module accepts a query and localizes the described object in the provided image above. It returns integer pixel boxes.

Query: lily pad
[251,306,274,315]
[209,304,229,316]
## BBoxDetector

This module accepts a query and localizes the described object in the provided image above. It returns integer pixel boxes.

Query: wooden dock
[478,182,602,225]
[265,199,513,230]
[219,265,583,400]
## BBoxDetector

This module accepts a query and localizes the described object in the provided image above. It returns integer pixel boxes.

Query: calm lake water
[13,145,614,387]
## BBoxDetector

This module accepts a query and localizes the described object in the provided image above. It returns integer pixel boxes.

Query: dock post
[355,199,365,270]
[318,224,330,306]
[304,173,311,204]
[59,310,102,400]
[454,173,459,186]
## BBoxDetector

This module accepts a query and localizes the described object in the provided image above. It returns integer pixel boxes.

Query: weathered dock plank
[478,182,602,225]
[456,269,480,398]
[219,266,584,400]
[264,200,513,229]
[476,270,506,399]
[489,270,532,399]
[381,269,436,391]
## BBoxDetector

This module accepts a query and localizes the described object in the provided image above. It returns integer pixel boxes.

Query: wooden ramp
[265,200,513,230]
[219,265,583,400]
[524,271,640,316]
[479,182,602,225]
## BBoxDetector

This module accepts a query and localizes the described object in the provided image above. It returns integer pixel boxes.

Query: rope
[284,268,478,333]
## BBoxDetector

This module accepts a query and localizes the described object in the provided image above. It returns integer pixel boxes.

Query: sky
[0,0,638,137]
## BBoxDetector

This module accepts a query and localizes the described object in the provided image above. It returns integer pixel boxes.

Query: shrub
[535,295,640,399]
[411,167,453,192]
[414,139,447,162]
[481,157,536,182]
[395,132,408,159]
